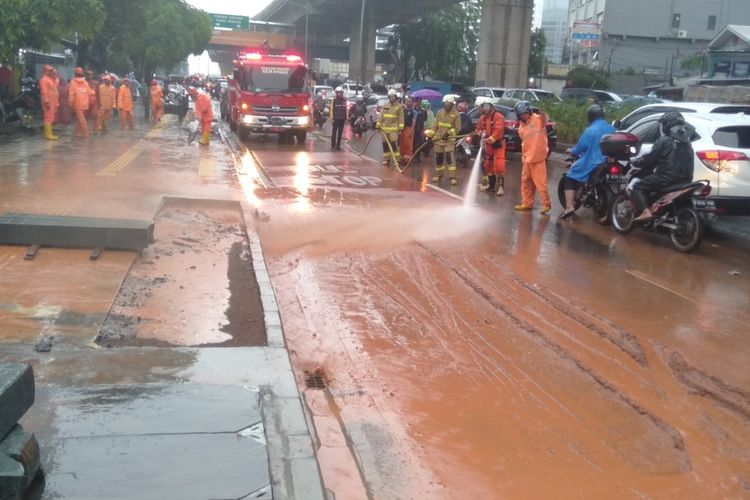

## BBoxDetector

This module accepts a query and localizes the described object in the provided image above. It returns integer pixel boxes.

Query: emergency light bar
[237,52,304,64]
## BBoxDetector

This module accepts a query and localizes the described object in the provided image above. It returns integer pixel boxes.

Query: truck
[227,51,311,143]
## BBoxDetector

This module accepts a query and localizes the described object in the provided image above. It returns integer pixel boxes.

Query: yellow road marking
[199,151,214,179]
[96,142,144,176]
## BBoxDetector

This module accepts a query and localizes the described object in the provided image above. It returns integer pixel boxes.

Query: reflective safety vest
[431,107,461,145]
[377,101,404,133]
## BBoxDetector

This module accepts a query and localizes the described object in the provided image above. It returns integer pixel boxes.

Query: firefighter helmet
[442,94,456,104]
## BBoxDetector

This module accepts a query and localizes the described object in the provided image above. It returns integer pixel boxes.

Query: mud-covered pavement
[1,112,749,498]
[246,124,750,498]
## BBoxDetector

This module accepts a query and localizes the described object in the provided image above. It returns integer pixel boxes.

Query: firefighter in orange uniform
[150,79,164,122]
[474,98,506,196]
[39,65,59,140]
[86,70,99,132]
[98,75,116,132]
[68,67,94,138]
[189,87,213,145]
[118,78,135,130]
[514,100,551,213]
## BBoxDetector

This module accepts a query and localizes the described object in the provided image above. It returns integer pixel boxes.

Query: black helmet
[659,112,685,135]
[513,100,532,116]
[587,104,605,124]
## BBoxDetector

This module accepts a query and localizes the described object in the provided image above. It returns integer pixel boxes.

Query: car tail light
[286,55,302,62]
[696,150,748,172]
[609,165,621,175]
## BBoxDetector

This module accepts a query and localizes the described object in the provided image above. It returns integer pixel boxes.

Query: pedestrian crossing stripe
[96,141,144,176]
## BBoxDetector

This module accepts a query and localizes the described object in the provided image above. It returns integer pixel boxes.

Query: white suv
[615,102,750,131]
[625,112,750,215]
[473,87,506,104]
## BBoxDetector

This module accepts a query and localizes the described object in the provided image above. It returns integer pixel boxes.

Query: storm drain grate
[304,369,328,390]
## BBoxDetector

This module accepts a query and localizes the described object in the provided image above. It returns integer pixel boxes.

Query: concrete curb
[225,128,328,500]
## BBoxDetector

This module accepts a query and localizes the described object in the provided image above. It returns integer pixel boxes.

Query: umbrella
[411,88,442,100]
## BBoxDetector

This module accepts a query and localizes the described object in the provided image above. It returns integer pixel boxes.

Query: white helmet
[442,94,456,104]
[335,86,343,93]
[387,89,398,97]
[475,96,494,107]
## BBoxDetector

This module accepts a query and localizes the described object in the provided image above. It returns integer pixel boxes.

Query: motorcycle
[558,132,641,224]
[351,115,368,137]
[455,135,477,169]
[0,79,39,128]
[313,105,328,128]
[610,171,715,253]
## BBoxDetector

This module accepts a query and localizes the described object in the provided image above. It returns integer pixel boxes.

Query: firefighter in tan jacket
[376,89,404,167]
[426,94,461,185]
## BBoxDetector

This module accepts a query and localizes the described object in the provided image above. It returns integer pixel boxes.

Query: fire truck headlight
[241,103,248,110]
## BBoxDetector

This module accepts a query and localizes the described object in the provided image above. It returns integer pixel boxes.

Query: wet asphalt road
[243,123,750,498]
[1,115,749,498]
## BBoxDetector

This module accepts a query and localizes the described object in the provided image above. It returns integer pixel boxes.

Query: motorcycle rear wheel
[611,193,636,234]
[669,207,704,252]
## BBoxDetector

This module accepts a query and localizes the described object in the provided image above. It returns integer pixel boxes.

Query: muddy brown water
[98,198,265,347]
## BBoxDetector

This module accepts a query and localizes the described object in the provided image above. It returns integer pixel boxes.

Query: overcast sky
[186,0,545,27]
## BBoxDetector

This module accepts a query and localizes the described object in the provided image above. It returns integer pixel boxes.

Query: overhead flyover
[254,0,535,87]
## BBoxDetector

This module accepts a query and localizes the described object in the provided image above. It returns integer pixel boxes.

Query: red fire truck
[228,52,310,143]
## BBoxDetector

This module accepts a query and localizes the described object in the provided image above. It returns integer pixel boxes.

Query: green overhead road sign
[209,13,249,30]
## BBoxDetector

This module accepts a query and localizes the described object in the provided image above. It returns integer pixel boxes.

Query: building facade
[541,0,568,64]
[566,0,750,77]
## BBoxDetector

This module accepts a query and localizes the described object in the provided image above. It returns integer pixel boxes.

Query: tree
[0,0,105,63]
[528,28,546,78]
[565,66,611,90]
[680,53,703,72]
[387,0,481,84]
[76,0,212,79]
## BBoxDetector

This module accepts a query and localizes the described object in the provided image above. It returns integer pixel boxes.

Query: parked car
[465,103,558,153]
[502,88,562,104]
[625,112,750,215]
[342,82,365,99]
[614,102,750,131]
[560,88,623,105]
[312,85,334,97]
[364,95,389,126]
[473,87,506,104]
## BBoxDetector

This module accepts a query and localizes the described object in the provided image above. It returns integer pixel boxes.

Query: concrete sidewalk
[0,111,327,499]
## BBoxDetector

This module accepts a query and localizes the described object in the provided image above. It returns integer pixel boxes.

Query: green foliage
[543,101,639,143]
[387,0,481,84]
[0,0,105,62]
[566,66,612,90]
[680,53,703,71]
[528,28,546,77]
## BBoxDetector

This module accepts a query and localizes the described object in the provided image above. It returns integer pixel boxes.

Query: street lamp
[283,0,310,62]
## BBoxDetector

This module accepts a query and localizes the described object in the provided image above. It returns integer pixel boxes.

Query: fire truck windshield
[240,64,307,93]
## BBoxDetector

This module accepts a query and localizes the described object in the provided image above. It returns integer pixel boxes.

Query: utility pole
[359,0,366,83]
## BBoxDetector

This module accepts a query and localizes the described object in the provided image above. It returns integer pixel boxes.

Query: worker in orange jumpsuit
[398,96,416,162]
[514,100,551,214]
[86,70,99,133]
[150,79,164,122]
[39,65,59,140]
[474,99,506,196]
[118,78,135,130]
[68,67,94,138]
[98,76,116,132]
[189,87,213,145]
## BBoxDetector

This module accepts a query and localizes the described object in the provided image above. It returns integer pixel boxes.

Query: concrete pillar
[348,1,376,83]
[475,0,535,88]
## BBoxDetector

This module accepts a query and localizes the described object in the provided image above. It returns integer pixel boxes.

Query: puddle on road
[97,198,265,347]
